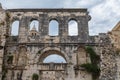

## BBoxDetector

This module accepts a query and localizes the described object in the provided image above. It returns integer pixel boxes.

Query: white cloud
[88,0,120,35]
[0,0,119,35]
[63,0,103,8]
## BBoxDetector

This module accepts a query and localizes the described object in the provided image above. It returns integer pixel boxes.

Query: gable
[112,21,120,31]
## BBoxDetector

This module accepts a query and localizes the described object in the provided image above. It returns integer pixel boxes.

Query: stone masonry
[0,3,119,80]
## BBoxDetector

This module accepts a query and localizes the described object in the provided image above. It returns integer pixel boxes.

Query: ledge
[5,42,100,46]
[6,8,87,12]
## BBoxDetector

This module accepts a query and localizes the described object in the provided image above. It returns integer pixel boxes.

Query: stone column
[19,17,28,43]
[40,14,49,36]
[78,16,89,43]
[60,17,68,43]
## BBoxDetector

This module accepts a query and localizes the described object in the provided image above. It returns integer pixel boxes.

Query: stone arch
[48,17,61,23]
[38,47,69,63]
[11,17,21,22]
[76,46,87,65]
[16,45,28,66]
[68,18,78,23]
[30,17,39,22]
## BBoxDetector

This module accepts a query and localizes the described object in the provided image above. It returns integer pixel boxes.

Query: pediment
[112,21,120,31]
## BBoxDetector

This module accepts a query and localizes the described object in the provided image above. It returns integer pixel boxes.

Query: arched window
[11,20,19,36]
[30,20,39,31]
[43,54,66,63]
[49,20,59,36]
[68,20,78,36]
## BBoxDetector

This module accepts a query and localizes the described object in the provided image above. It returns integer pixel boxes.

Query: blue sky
[43,54,66,63]
[0,0,120,62]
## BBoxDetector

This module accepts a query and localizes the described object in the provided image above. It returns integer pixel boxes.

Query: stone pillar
[78,16,89,43]
[60,17,68,43]
[19,17,28,43]
[38,18,42,37]
[40,14,49,36]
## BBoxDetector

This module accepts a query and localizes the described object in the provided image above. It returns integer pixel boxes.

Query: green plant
[7,55,13,64]
[6,12,11,20]
[5,12,11,25]
[2,64,8,80]
[32,73,39,80]
[37,50,41,54]
[85,46,100,64]
[5,12,11,39]
[80,63,100,74]
[80,46,100,80]
[12,36,18,41]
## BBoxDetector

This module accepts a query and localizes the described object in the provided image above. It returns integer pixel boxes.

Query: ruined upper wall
[3,8,91,43]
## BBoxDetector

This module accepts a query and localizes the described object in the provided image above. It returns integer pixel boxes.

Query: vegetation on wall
[85,46,100,64]
[32,73,39,80]
[2,65,7,80]
[12,36,18,42]
[37,50,41,54]
[5,12,11,38]
[7,55,13,64]
[5,12,11,22]
[80,46,100,80]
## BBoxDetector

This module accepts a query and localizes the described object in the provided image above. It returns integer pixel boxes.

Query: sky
[0,0,120,62]
[0,0,120,35]
[43,54,66,63]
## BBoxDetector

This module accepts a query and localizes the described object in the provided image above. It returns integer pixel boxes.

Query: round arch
[68,18,78,23]
[11,17,21,22]
[48,17,61,23]
[38,47,69,63]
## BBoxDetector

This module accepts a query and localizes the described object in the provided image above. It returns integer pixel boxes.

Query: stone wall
[5,8,90,43]
[93,33,117,80]
[0,3,119,80]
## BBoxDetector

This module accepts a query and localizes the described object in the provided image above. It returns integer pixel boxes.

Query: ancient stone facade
[0,4,119,80]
